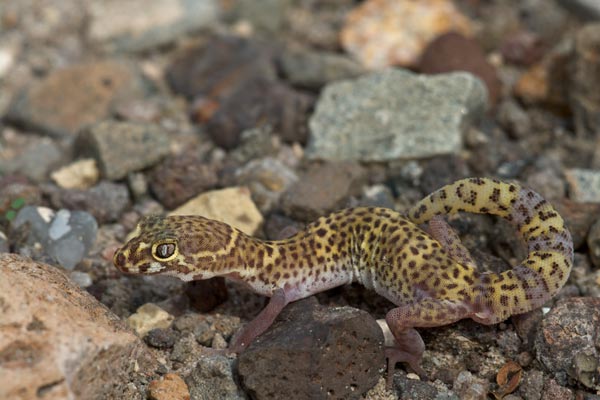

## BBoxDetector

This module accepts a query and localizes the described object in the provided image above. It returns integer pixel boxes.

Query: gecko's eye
[152,240,178,261]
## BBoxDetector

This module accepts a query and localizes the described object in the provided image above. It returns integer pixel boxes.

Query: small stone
[234,157,299,213]
[518,369,544,400]
[306,69,487,161]
[51,158,99,189]
[148,373,190,400]
[0,43,16,79]
[0,231,8,253]
[69,271,93,288]
[280,162,367,221]
[185,355,246,400]
[565,168,600,203]
[453,371,490,400]
[264,213,304,241]
[279,47,364,89]
[89,0,219,52]
[238,298,384,399]
[541,379,575,400]
[229,125,279,164]
[232,0,292,34]
[170,187,263,235]
[12,206,98,270]
[149,152,218,209]
[419,32,501,106]
[47,181,130,224]
[144,328,178,349]
[192,321,214,346]
[77,120,170,180]
[185,278,228,313]
[501,31,545,67]
[535,297,600,388]
[7,61,144,137]
[355,184,396,209]
[571,23,600,137]
[127,172,149,201]
[3,138,64,183]
[340,0,474,69]
[0,254,156,399]
[0,179,42,220]
[127,303,174,337]
[170,333,204,365]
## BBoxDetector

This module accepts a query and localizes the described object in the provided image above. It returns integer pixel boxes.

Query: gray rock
[557,0,600,20]
[48,181,130,224]
[89,0,220,52]
[77,120,170,180]
[279,47,365,89]
[306,69,487,161]
[12,206,98,269]
[2,139,64,182]
[233,0,291,34]
[185,355,247,400]
[0,231,8,253]
[571,23,600,137]
[565,168,600,203]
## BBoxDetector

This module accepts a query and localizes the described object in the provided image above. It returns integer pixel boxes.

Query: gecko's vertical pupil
[156,243,175,259]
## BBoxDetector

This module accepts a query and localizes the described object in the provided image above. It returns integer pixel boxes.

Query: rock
[541,379,575,400]
[501,31,545,67]
[234,157,299,213]
[0,231,8,253]
[556,0,600,20]
[2,138,64,182]
[77,120,170,180]
[205,78,314,147]
[89,0,219,52]
[149,152,218,209]
[264,213,304,241]
[281,162,366,221]
[306,69,487,161]
[587,218,600,268]
[453,371,489,400]
[148,373,190,400]
[127,303,174,337]
[517,369,544,400]
[514,39,571,108]
[237,298,384,400]
[170,187,263,235]
[47,181,130,224]
[553,199,600,249]
[353,184,396,209]
[278,47,365,89]
[144,328,178,349]
[50,158,100,189]
[340,0,474,69]
[0,254,156,400]
[535,297,600,389]
[69,270,93,288]
[7,61,144,137]
[12,206,98,270]
[185,355,246,400]
[419,32,501,106]
[229,125,280,164]
[565,168,600,203]
[166,36,313,147]
[231,0,292,34]
[571,23,600,137]
[185,278,229,312]
[0,179,42,221]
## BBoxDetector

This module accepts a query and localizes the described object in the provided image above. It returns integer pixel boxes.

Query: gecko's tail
[406,177,573,322]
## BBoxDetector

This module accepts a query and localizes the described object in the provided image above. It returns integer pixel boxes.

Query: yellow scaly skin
[113,178,573,387]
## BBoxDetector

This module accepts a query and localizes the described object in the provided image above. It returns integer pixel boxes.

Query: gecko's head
[113,215,235,280]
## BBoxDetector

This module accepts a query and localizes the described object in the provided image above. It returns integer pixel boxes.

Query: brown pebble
[148,373,190,400]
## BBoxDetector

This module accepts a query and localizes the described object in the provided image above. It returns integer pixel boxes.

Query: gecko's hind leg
[385,298,471,388]
[427,215,477,269]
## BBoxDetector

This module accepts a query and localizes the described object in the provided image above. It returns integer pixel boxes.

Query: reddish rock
[501,31,545,66]
[571,23,600,137]
[0,254,156,400]
[237,298,384,400]
[148,373,190,400]
[8,61,144,137]
[419,32,501,106]
[149,152,219,209]
[281,162,367,221]
[535,297,600,389]
[554,199,600,250]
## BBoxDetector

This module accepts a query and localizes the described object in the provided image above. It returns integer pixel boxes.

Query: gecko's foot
[385,346,428,389]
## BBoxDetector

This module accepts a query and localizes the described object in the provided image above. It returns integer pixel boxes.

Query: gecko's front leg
[229,288,290,353]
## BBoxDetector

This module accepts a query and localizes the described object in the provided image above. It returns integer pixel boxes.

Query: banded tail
[406,178,573,322]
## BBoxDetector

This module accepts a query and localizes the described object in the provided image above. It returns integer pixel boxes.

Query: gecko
[113,178,573,387]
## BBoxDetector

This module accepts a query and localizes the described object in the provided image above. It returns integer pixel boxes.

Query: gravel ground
[1,0,600,399]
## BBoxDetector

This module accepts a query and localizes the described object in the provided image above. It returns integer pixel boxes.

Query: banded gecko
[113,178,573,387]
